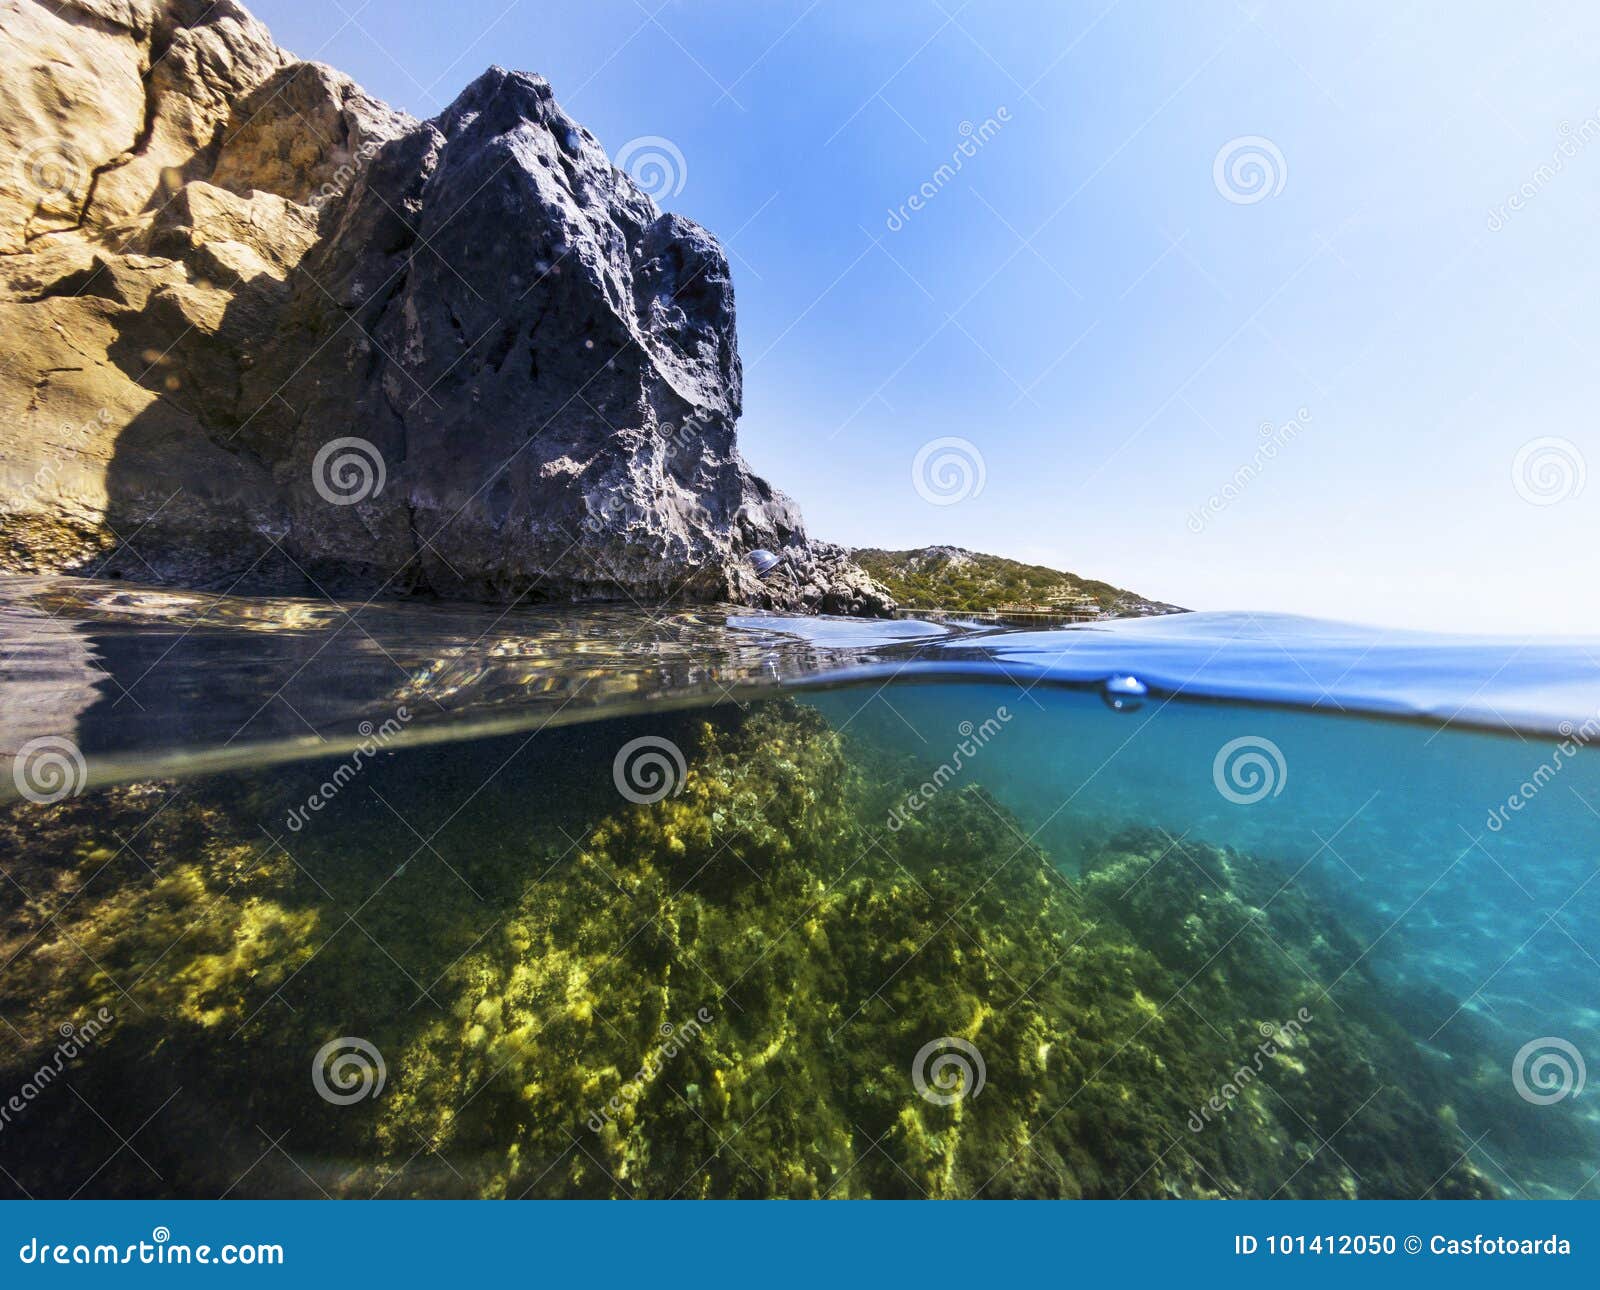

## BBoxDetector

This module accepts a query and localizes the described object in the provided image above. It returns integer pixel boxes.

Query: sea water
[0,577,1595,1199]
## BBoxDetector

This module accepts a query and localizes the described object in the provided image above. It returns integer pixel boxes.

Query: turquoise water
[0,578,1595,1198]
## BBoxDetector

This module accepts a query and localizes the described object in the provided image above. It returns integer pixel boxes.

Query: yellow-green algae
[0,702,1493,1198]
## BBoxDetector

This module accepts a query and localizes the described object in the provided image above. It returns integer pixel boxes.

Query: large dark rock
[0,0,893,615]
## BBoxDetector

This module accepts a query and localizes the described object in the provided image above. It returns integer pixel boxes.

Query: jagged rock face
[0,0,893,615]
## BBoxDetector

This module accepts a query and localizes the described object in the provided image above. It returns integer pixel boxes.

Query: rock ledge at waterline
[0,0,893,614]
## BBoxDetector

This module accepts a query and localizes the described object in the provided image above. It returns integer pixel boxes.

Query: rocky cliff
[0,0,892,614]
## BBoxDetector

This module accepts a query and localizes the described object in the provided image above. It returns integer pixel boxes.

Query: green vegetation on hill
[853,546,1183,616]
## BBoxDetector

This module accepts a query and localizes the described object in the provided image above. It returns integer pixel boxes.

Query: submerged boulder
[0,0,892,614]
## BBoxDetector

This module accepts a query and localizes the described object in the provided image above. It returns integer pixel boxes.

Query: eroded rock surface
[0,0,893,614]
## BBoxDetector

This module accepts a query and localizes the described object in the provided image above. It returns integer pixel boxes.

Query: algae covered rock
[0,701,1492,1198]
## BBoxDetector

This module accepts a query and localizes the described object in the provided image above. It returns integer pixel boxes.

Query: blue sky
[252,0,1599,632]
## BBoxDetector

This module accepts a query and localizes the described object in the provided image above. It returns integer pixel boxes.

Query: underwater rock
[0,702,1496,1199]
[1080,832,1497,1199]
[0,0,892,614]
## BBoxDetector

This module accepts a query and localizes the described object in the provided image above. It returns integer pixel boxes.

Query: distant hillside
[853,547,1185,617]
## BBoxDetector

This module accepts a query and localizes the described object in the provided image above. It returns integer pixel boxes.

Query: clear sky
[251,0,1598,633]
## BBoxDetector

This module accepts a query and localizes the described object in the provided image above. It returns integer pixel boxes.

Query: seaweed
[0,701,1493,1198]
